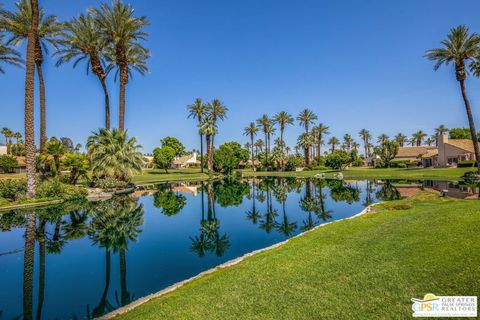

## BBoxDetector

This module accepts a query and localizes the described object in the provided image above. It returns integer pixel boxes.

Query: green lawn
[115,193,480,319]
[241,167,473,181]
[0,172,24,180]
[132,168,211,185]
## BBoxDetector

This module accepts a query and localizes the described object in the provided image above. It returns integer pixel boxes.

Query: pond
[0,178,474,319]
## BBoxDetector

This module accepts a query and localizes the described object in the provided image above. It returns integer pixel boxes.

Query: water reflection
[0,177,475,319]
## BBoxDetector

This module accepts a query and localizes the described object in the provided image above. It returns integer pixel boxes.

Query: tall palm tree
[254,138,263,159]
[358,129,371,157]
[434,124,449,146]
[1,0,62,152]
[313,123,329,159]
[200,117,217,172]
[425,137,435,146]
[243,122,258,170]
[328,136,339,152]
[297,108,317,164]
[0,34,24,73]
[1,127,13,154]
[90,0,150,130]
[394,133,407,147]
[343,134,353,152]
[187,98,207,172]
[377,134,389,145]
[205,99,227,169]
[297,133,313,163]
[55,14,111,128]
[426,25,480,173]
[351,141,360,152]
[412,130,427,146]
[256,115,274,161]
[273,111,294,146]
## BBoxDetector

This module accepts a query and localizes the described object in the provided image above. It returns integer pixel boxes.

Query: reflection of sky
[0,179,383,319]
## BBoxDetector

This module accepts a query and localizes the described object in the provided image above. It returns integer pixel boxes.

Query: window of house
[447,157,458,164]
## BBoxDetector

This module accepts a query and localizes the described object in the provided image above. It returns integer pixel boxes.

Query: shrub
[285,155,304,171]
[325,151,350,170]
[95,177,128,191]
[37,178,87,200]
[0,155,18,173]
[0,179,26,201]
[390,160,408,168]
[458,160,477,168]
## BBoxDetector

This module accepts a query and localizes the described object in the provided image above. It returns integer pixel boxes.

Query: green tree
[213,142,248,175]
[55,14,111,128]
[153,146,175,173]
[87,128,143,182]
[426,25,480,173]
[394,133,407,147]
[343,134,353,152]
[61,153,89,184]
[0,154,18,173]
[374,140,400,168]
[160,136,185,156]
[243,122,258,169]
[45,137,66,176]
[449,127,479,140]
[412,130,427,146]
[358,129,371,157]
[297,133,313,165]
[1,127,13,154]
[187,98,207,172]
[0,34,23,73]
[256,115,275,162]
[297,108,317,164]
[153,186,186,216]
[313,123,329,159]
[1,0,63,152]
[328,136,339,153]
[377,134,389,145]
[273,111,294,147]
[325,150,350,170]
[204,99,228,171]
[90,0,150,130]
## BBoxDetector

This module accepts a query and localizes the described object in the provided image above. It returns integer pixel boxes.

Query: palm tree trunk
[23,213,36,320]
[119,65,128,130]
[36,221,45,320]
[24,0,39,199]
[99,78,110,129]
[210,134,215,171]
[37,62,47,153]
[250,134,255,170]
[120,249,128,306]
[459,80,480,174]
[199,132,204,173]
[264,134,268,162]
[206,134,212,171]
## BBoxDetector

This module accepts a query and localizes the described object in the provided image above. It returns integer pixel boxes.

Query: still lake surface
[0,178,473,319]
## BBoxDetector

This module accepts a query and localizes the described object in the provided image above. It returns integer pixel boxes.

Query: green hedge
[458,160,478,168]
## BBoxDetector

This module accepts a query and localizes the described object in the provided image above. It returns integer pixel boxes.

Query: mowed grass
[242,167,472,181]
[132,168,210,184]
[116,193,480,320]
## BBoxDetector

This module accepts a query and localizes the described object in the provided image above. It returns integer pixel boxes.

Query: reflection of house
[423,180,479,199]
[172,184,199,196]
[172,152,200,168]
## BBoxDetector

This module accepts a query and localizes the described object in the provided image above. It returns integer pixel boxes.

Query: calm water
[0,178,473,319]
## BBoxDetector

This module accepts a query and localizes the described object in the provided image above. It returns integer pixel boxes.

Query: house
[0,144,6,155]
[142,156,155,170]
[437,134,478,167]
[393,146,439,167]
[14,156,26,173]
[172,152,200,168]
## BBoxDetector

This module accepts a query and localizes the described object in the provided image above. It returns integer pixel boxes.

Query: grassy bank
[115,193,480,319]
[132,168,211,185]
[241,167,472,181]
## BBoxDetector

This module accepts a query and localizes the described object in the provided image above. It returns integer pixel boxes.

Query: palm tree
[187,98,207,172]
[313,123,329,159]
[343,134,353,152]
[377,134,389,145]
[328,136,339,152]
[425,137,435,146]
[297,108,317,164]
[243,122,258,170]
[90,0,150,130]
[256,115,274,162]
[1,127,13,154]
[297,133,313,162]
[45,137,65,175]
[254,139,263,159]
[87,128,143,182]
[0,34,24,73]
[273,111,294,146]
[394,133,407,147]
[1,0,62,152]
[412,130,427,146]
[200,117,217,172]
[351,141,360,152]
[25,0,39,198]
[358,129,371,157]
[205,99,227,169]
[426,25,480,173]
[434,124,449,146]
[55,14,111,129]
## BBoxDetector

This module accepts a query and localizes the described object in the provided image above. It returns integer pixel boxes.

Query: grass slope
[116,193,480,320]
[131,168,210,184]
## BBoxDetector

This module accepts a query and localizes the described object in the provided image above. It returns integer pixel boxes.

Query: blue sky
[1,0,480,153]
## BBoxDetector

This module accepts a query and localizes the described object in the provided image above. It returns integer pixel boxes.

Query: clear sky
[1,0,480,153]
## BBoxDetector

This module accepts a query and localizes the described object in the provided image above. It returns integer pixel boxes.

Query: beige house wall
[437,134,475,167]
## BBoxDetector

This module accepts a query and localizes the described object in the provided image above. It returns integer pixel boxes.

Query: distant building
[0,145,6,155]
[172,152,200,168]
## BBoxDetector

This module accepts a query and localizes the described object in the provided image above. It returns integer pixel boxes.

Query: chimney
[438,133,448,145]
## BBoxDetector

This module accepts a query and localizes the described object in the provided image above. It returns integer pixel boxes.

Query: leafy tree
[426,25,480,173]
[214,179,250,207]
[374,140,400,168]
[61,153,90,184]
[45,137,66,176]
[87,128,143,182]
[187,98,207,172]
[0,154,18,173]
[297,108,318,164]
[394,133,407,147]
[377,134,389,144]
[153,146,175,173]
[328,136,339,152]
[449,127,480,140]
[325,150,350,170]
[160,136,185,156]
[213,142,248,175]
